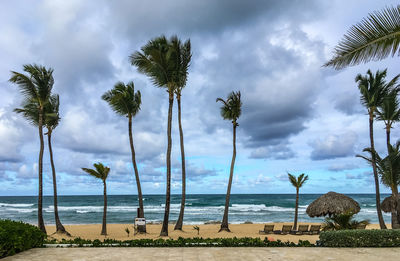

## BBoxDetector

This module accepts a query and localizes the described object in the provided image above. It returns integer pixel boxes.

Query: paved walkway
[4,247,400,261]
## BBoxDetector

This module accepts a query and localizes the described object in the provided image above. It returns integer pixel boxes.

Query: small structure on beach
[306,191,360,217]
[381,195,400,213]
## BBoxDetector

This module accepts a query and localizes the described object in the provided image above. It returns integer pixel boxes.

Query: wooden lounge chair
[292,224,309,235]
[308,225,321,235]
[259,224,274,234]
[356,223,367,230]
[274,225,293,235]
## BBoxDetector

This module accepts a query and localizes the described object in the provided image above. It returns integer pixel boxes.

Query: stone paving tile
[3,247,400,261]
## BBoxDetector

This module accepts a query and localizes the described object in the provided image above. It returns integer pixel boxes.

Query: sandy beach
[45,223,384,244]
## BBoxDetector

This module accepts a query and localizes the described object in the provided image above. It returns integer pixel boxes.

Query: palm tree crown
[377,83,400,127]
[324,5,400,69]
[356,69,394,114]
[102,81,141,117]
[130,35,182,91]
[288,173,309,189]
[82,163,110,182]
[216,91,242,124]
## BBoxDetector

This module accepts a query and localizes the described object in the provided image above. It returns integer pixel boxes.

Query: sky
[0,0,399,196]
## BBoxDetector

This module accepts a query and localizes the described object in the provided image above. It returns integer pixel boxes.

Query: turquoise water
[0,194,391,225]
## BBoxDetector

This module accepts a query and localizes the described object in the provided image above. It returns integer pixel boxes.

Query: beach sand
[45,223,384,244]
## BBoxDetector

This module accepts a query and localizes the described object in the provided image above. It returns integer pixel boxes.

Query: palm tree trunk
[128,115,145,228]
[393,186,400,229]
[47,129,68,234]
[175,94,186,231]
[219,123,237,232]
[386,125,391,152]
[101,180,107,236]
[38,109,46,234]
[160,91,174,237]
[293,187,299,230]
[369,114,387,229]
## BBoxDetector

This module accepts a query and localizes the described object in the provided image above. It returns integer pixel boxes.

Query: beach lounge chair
[356,223,367,229]
[292,224,309,235]
[259,224,274,234]
[308,225,321,235]
[274,225,293,235]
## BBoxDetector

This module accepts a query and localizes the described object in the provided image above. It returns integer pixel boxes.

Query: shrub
[0,219,46,258]
[319,229,400,247]
[44,237,314,247]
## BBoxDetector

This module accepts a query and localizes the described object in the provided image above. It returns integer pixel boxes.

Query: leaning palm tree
[217,91,242,232]
[102,81,145,231]
[288,173,308,230]
[130,35,182,236]
[82,163,110,235]
[358,143,400,228]
[324,5,400,69]
[14,94,69,235]
[172,38,192,231]
[377,79,400,151]
[356,69,390,229]
[10,64,54,234]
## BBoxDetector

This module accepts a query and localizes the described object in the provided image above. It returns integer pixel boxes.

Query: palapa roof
[306,191,360,217]
[381,195,400,213]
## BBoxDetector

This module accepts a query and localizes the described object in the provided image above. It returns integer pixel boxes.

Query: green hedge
[319,229,400,247]
[45,237,314,247]
[0,219,46,258]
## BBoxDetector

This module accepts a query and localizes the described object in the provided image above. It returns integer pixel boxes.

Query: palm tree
[9,64,54,234]
[288,173,308,230]
[322,211,369,231]
[172,38,192,231]
[102,81,145,230]
[356,69,390,229]
[14,94,69,235]
[130,35,182,236]
[377,79,400,151]
[217,91,242,232]
[324,5,400,69]
[358,143,400,228]
[82,163,110,235]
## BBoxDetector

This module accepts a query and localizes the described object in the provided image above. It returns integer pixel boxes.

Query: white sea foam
[0,203,34,207]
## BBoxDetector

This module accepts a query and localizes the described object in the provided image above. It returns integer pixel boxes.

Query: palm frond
[102,81,141,117]
[216,91,242,122]
[324,5,400,69]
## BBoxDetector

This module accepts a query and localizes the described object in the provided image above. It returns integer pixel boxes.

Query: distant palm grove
[8,5,400,236]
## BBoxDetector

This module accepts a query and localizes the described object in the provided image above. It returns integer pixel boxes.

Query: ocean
[0,194,392,225]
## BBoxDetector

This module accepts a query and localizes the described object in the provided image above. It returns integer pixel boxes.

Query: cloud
[249,143,295,160]
[334,92,363,115]
[310,131,358,160]
[328,163,359,172]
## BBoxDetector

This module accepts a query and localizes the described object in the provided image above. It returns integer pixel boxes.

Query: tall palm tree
[356,69,391,229]
[102,81,145,230]
[172,38,192,231]
[377,79,400,151]
[10,64,54,234]
[14,94,69,235]
[82,163,110,235]
[217,91,242,232]
[324,5,400,69]
[357,143,400,228]
[287,173,308,230]
[130,35,182,236]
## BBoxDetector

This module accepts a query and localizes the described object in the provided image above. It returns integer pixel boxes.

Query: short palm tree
[324,5,400,69]
[82,163,110,235]
[377,79,400,151]
[217,91,242,232]
[102,81,145,230]
[358,143,400,228]
[130,35,182,236]
[356,69,390,229]
[15,94,69,235]
[322,211,369,231]
[172,38,192,231]
[288,173,308,230]
[10,64,54,234]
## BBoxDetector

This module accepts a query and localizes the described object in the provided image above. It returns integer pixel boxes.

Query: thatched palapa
[306,191,360,217]
[381,195,400,213]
